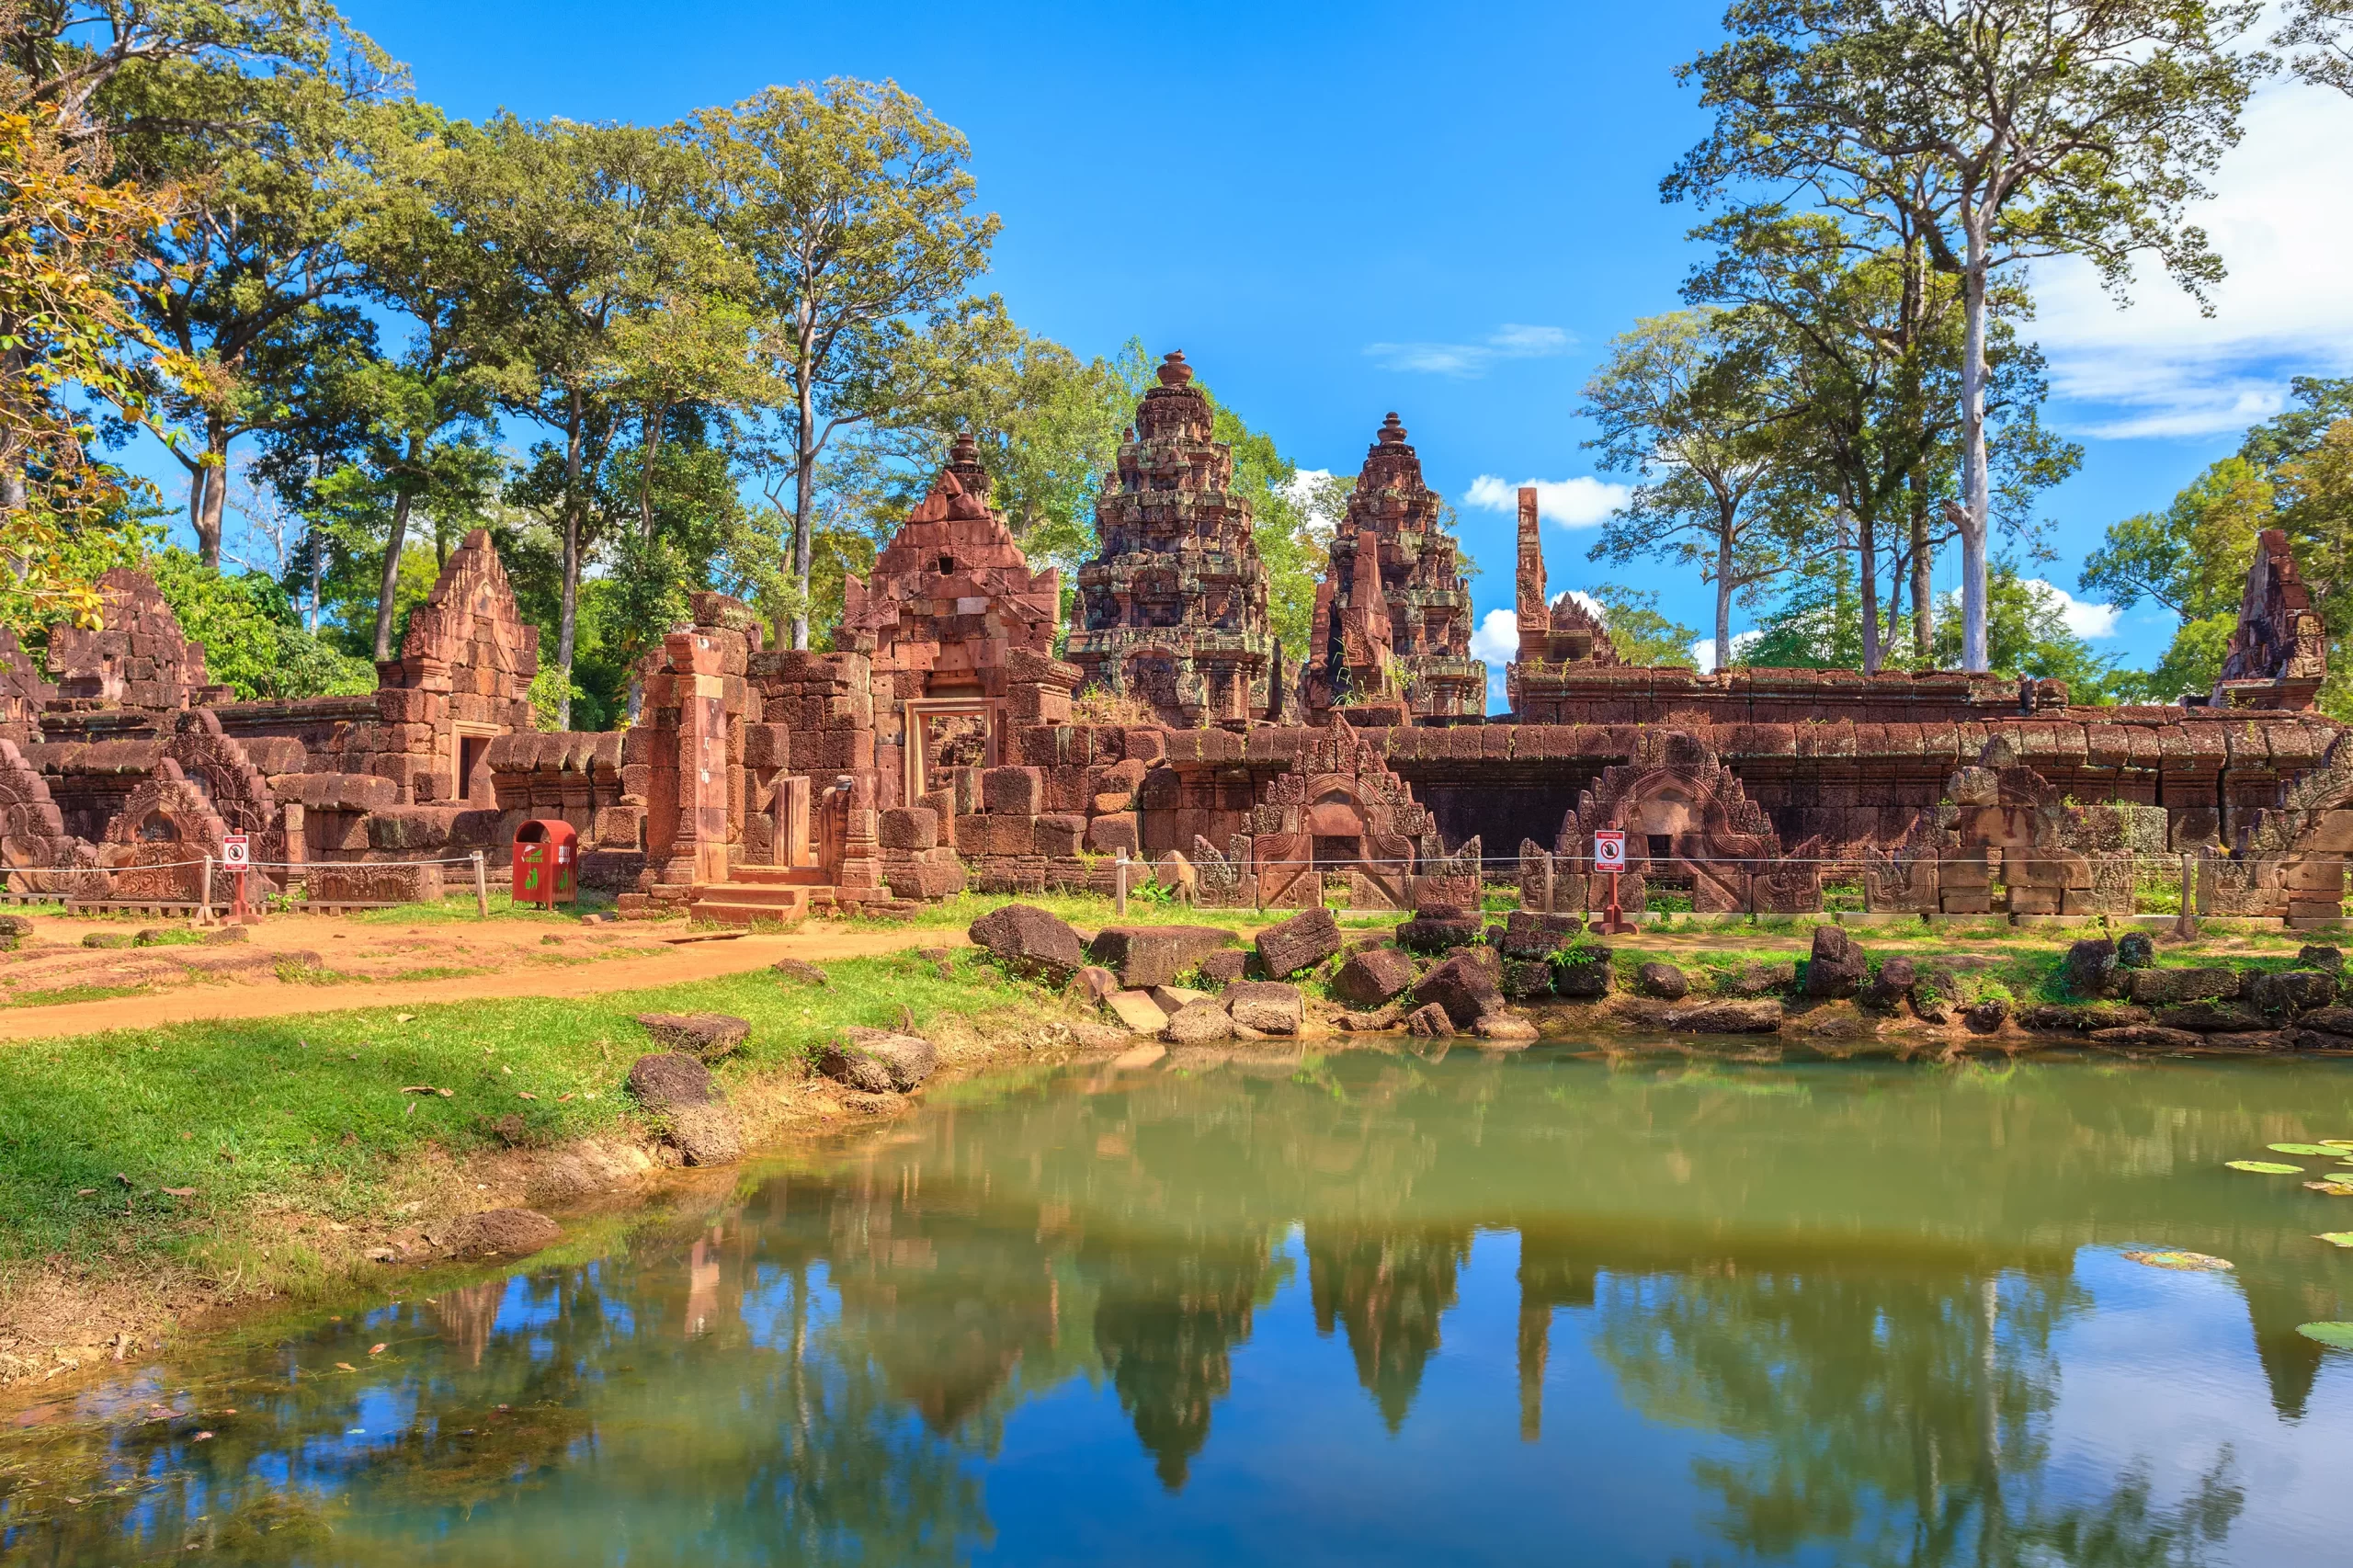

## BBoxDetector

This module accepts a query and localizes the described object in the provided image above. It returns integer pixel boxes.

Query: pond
[8,1042,2353,1565]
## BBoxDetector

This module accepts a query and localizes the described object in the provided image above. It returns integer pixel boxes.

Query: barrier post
[1114,848,1129,916]
[472,850,489,918]
[199,856,213,924]
[2177,851,2199,939]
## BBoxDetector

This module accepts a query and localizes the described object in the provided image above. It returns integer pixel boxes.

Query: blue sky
[161,1,2353,683]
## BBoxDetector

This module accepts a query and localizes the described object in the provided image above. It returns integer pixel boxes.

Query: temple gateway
[4,356,2346,926]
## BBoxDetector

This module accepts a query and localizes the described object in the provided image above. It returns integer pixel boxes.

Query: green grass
[826,889,1401,936]
[6,983,148,1008]
[340,889,623,926]
[0,948,1062,1278]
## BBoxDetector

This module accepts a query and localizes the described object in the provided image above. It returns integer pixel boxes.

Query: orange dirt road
[0,922,968,1043]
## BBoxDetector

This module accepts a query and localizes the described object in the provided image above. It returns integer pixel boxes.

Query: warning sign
[1593,830,1626,871]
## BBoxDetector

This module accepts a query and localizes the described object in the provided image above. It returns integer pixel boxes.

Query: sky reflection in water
[6,1045,2353,1565]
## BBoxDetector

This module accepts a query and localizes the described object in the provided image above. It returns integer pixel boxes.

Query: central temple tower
[1064,351,1279,727]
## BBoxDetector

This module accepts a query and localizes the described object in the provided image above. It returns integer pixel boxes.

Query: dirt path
[0,923,967,1042]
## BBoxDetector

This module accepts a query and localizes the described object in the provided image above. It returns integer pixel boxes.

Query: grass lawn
[0,946,1063,1285]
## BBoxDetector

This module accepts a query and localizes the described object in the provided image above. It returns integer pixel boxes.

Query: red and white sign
[1593,830,1626,870]
[222,835,251,869]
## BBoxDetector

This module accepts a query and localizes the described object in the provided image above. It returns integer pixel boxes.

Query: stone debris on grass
[1803,926,1867,999]
[1332,947,1415,1007]
[1255,906,1340,979]
[1087,925,1235,989]
[967,903,1087,983]
[1103,990,1168,1035]
[627,1052,714,1110]
[771,958,830,986]
[1162,999,1234,1045]
[1632,960,1688,1000]
[816,1028,939,1094]
[1222,981,1303,1036]
[634,1012,750,1062]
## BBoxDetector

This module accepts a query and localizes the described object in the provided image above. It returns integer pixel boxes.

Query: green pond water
[8,1041,2353,1565]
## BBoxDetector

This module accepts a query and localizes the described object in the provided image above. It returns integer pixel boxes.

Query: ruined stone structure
[2213,527,2329,710]
[0,382,2342,930]
[1065,352,1281,728]
[1167,719,1480,910]
[1518,730,1823,915]
[1300,415,1483,724]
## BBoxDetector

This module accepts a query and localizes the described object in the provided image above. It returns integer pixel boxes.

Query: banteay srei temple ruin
[2,351,2347,927]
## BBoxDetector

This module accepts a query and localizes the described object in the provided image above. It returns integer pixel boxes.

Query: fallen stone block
[1195,949,1249,988]
[1634,960,1688,1000]
[1725,960,1797,997]
[1104,990,1169,1034]
[627,1052,715,1110]
[635,1012,750,1062]
[1073,964,1120,1005]
[1163,999,1235,1044]
[1396,914,1482,954]
[2120,967,2241,1006]
[1474,1013,1540,1043]
[2154,1001,2266,1033]
[1668,999,1784,1034]
[1413,951,1505,1028]
[1403,1002,1456,1039]
[1223,981,1303,1036]
[667,1105,744,1165]
[968,903,1086,983]
[772,958,830,986]
[1087,925,1236,988]
[1256,905,1341,979]
[1332,947,1416,1006]
[2250,969,2337,1017]
[2063,937,2118,997]
[1553,949,1612,999]
[1860,956,1916,1012]
[1804,926,1867,999]
[828,1028,939,1092]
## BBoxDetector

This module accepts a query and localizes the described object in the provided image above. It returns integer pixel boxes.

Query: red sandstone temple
[1,359,2346,927]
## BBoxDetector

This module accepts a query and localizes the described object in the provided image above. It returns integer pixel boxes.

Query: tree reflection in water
[6,1046,2340,1565]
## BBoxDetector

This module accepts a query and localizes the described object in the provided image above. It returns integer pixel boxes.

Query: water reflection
[5,1047,2347,1564]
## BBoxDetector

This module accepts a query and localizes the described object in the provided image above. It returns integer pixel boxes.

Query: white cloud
[1688,630,1762,674]
[1467,607,1519,665]
[1364,323,1573,377]
[2020,578,2120,639]
[2032,81,2353,438]
[1461,473,1631,528]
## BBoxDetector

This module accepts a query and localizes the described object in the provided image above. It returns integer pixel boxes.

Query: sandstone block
[1256,906,1341,978]
[2120,967,2241,1006]
[1332,947,1416,1006]
[1086,814,1139,854]
[1634,960,1689,1000]
[1224,980,1304,1035]
[1804,926,1867,998]
[1105,990,1169,1033]
[627,1052,715,1110]
[1413,951,1504,1028]
[982,766,1044,816]
[1162,999,1235,1044]
[968,903,1086,983]
[1087,925,1235,988]
[635,1012,749,1062]
[1033,813,1086,858]
[1404,1002,1456,1039]
[878,807,939,851]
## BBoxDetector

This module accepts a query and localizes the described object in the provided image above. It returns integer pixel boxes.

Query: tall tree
[688,78,999,650]
[91,5,394,563]
[256,103,504,661]
[442,113,691,727]
[1580,309,1805,665]
[1668,0,2266,671]
[0,16,188,626]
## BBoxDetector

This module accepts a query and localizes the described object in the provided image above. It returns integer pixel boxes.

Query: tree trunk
[557,392,585,731]
[192,418,231,568]
[1713,515,1734,675]
[1855,500,1880,675]
[1910,476,1933,662]
[371,485,415,663]
[791,364,816,652]
[639,403,665,543]
[1958,225,1992,672]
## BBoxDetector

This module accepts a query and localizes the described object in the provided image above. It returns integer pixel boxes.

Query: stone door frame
[902,697,1003,805]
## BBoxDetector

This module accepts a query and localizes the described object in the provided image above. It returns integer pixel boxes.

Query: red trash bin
[511,819,579,907]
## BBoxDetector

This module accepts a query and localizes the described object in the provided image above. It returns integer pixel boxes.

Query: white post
[1114,848,1129,916]
[472,850,490,918]
[199,856,212,925]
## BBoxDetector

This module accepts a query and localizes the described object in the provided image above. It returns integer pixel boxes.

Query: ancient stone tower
[1301,413,1485,722]
[1065,351,1279,727]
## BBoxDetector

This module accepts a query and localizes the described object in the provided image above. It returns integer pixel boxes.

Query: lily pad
[2270,1143,2342,1156]
[2296,1322,2353,1349]
[2227,1160,2305,1174]
[2316,1233,2353,1247]
[2303,1181,2353,1194]
[2123,1249,2234,1272]
[2324,1140,2353,1149]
